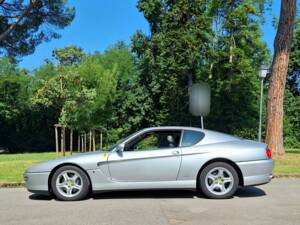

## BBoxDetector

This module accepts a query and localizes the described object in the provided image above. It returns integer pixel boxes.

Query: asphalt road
[0,178,299,225]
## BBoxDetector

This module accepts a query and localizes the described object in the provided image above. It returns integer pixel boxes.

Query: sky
[19,0,281,70]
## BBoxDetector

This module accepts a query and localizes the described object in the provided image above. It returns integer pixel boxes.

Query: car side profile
[24,126,274,201]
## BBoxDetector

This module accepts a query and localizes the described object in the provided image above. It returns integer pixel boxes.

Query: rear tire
[51,165,90,201]
[199,162,239,199]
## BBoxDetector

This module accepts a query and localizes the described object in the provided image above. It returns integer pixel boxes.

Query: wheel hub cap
[205,167,234,196]
[67,180,73,188]
[56,170,83,198]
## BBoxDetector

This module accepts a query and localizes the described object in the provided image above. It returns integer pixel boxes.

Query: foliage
[0,58,56,152]
[0,1,299,152]
[284,19,300,148]
[32,48,118,131]
[99,42,153,143]
[132,0,214,125]
[32,70,97,129]
[132,0,268,140]
[53,45,85,66]
[0,0,75,57]
[288,19,300,96]
[283,89,300,147]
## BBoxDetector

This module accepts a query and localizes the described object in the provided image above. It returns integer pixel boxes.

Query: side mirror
[116,143,125,152]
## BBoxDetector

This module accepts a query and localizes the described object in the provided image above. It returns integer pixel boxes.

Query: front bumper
[237,159,274,186]
[23,172,50,193]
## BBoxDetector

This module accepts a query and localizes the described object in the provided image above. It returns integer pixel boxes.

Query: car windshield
[105,130,142,151]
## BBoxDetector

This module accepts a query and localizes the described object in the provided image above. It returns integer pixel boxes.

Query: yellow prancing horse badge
[101,153,108,158]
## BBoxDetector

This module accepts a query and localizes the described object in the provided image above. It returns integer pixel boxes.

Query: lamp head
[259,63,269,79]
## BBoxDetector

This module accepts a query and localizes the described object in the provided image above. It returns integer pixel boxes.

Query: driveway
[0,178,299,225]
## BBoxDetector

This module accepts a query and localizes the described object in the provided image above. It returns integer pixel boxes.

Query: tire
[199,162,239,199]
[51,165,90,201]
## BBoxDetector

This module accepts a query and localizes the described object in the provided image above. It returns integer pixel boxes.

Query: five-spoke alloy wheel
[199,162,239,199]
[51,165,90,201]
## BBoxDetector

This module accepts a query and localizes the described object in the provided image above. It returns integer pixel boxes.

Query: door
[108,130,182,182]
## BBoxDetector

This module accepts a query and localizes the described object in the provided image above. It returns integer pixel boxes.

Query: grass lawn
[0,150,299,184]
[0,152,72,183]
[273,149,300,177]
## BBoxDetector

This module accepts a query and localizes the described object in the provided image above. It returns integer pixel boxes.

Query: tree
[265,0,297,157]
[287,19,300,96]
[132,0,214,125]
[205,0,268,139]
[53,46,85,66]
[32,54,117,131]
[283,88,300,148]
[283,19,300,148]
[32,70,97,129]
[0,0,75,56]
[132,0,268,140]
[99,43,152,141]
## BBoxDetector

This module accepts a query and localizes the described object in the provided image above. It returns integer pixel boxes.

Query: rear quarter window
[181,130,205,147]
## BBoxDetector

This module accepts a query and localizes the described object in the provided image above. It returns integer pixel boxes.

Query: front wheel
[51,165,90,201]
[199,162,239,199]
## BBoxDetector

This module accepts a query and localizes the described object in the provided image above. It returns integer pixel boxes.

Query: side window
[181,130,205,147]
[124,130,181,151]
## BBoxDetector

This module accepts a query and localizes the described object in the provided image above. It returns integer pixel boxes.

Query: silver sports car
[24,126,274,201]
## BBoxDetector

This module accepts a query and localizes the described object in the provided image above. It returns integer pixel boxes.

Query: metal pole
[201,116,204,129]
[258,79,264,142]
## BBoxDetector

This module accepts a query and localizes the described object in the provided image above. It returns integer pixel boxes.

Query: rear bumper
[237,159,274,186]
[23,172,50,193]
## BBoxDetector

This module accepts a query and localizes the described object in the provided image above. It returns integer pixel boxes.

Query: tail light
[266,147,272,159]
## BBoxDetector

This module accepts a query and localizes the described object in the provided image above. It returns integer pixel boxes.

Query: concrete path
[0,178,299,225]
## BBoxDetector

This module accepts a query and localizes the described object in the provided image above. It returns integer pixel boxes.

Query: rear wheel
[199,162,239,199]
[51,165,90,201]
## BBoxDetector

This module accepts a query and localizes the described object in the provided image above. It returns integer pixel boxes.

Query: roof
[143,126,204,131]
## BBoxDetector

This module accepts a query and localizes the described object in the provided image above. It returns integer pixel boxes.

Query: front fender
[25,151,109,173]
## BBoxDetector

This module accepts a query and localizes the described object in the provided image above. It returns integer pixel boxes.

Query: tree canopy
[132,0,268,140]
[0,0,75,56]
[0,0,299,152]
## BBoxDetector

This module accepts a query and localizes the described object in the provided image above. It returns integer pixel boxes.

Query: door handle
[172,150,180,155]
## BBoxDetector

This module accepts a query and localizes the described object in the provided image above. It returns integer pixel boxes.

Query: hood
[25,151,110,173]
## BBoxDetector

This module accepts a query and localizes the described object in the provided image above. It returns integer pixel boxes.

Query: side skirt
[91,180,196,192]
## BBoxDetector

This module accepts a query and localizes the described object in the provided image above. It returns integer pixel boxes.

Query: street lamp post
[258,63,269,142]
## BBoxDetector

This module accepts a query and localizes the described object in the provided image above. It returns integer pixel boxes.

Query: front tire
[199,162,239,199]
[51,165,90,201]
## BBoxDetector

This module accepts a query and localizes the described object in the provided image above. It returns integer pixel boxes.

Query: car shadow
[29,193,54,201]
[28,186,266,201]
[235,186,266,198]
[92,186,266,200]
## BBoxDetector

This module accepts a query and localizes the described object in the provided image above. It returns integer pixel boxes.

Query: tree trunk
[84,133,87,152]
[62,126,66,156]
[100,131,103,150]
[70,129,73,155]
[77,134,80,152]
[89,130,92,152]
[54,125,59,156]
[81,135,84,152]
[60,126,64,155]
[265,0,297,157]
[92,130,96,152]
